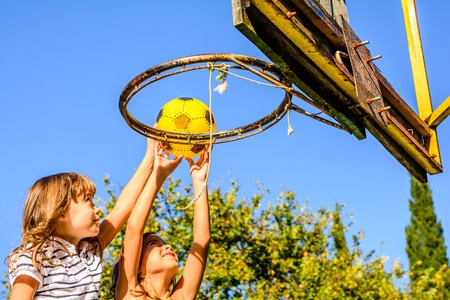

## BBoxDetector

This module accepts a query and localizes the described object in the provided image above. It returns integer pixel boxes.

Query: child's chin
[90,227,100,236]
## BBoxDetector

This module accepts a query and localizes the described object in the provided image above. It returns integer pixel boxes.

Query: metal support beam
[401,0,441,164]
[428,96,450,127]
[232,0,444,181]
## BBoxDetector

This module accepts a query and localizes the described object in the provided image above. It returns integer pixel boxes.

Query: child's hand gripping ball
[156,97,216,158]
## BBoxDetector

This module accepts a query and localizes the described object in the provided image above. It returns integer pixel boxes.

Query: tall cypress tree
[405,176,448,279]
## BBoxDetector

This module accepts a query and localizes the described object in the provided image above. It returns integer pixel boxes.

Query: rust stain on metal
[342,18,388,125]
[286,11,297,18]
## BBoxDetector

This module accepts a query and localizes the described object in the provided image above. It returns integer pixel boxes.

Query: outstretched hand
[153,143,183,186]
[185,147,211,185]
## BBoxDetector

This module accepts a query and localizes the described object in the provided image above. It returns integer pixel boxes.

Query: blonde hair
[7,172,101,273]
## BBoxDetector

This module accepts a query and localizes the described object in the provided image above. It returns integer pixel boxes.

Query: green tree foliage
[1,271,10,300]
[332,202,350,259]
[100,177,409,299]
[4,175,449,299]
[407,264,450,300]
[405,176,450,297]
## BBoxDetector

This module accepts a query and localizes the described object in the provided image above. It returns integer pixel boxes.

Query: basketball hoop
[119,53,345,145]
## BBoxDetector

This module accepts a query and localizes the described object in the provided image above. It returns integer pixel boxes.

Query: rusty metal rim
[119,53,292,144]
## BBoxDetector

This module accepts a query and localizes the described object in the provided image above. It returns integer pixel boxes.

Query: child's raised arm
[114,143,183,299]
[97,138,156,250]
[172,148,211,300]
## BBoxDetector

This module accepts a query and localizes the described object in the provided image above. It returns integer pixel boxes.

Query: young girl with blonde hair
[111,145,211,300]
[7,138,183,299]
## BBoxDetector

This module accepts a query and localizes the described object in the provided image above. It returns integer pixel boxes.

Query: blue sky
[1,0,449,280]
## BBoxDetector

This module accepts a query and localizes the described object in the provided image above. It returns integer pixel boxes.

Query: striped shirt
[9,236,102,299]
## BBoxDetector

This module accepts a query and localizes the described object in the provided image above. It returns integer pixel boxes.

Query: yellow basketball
[156,97,216,158]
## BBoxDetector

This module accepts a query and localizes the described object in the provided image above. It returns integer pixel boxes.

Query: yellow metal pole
[428,96,450,127]
[401,0,441,164]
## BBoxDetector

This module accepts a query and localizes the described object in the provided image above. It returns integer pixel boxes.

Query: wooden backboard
[232,0,443,182]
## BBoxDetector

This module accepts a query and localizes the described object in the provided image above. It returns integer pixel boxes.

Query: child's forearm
[193,184,210,247]
[99,149,154,247]
[114,152,153,215]
[126,172,160,232]
[115,172,160,299]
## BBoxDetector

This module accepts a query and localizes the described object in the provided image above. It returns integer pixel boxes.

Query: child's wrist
[193,181,207,191]
[193,179,206,185]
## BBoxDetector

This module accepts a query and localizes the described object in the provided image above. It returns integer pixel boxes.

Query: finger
[204,145,212,153]
[170,155,183,167]
[158,144,164,156]
[185,157,194,166]
[198,151,208,164]
[203,149,209,160]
